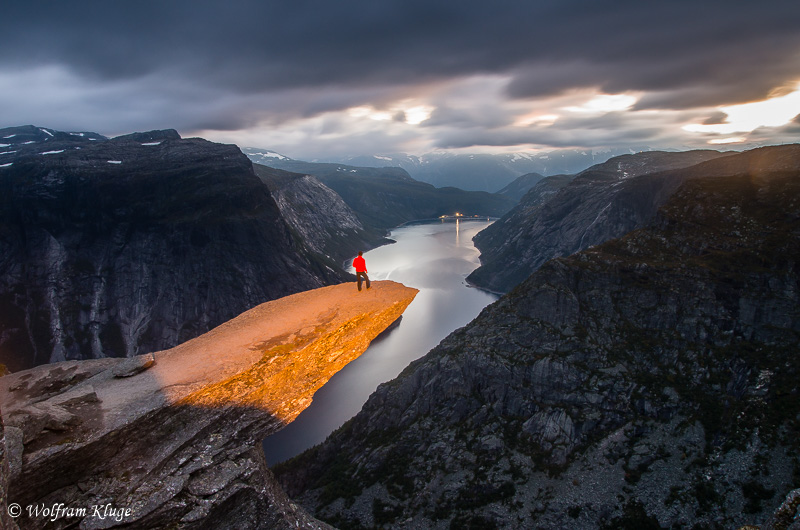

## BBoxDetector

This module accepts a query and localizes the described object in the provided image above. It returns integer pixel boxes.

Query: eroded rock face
[0,126,348,371]
[0,420,19,530]
[254,164,389,266]
[0,281,417,529]
[243,153,516,230]
[468,149,734,293]
[277,150,800,529]
[759,488,800,530]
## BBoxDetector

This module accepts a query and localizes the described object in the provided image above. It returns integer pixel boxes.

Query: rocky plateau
[0,281,417,529]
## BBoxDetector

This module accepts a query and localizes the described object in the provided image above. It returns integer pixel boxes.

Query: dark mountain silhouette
[244,150,516,229]
[468,149,732,292]
[0,126,348,371]
[253,163,389,265]
[495,171,547,202]
[276,144,800,529]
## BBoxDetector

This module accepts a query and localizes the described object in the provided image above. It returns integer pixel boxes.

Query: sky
[2,1,800,160]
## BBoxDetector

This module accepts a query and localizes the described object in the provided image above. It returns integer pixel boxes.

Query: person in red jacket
[353,251,371,291]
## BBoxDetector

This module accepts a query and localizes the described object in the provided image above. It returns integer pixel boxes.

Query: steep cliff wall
[468,149,732,293]
[0,127,349,371]
[277,152,800,529]
[254,164,389,265]
[245,154,516,230]
[0,281,417,529]
[496,172,547,202]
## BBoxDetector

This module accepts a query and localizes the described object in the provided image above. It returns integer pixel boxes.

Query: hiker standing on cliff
[353,251,371,291]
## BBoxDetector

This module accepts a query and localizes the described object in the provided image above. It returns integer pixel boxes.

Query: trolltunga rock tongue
[0,281,417,529]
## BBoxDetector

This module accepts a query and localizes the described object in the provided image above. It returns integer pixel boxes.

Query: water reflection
[262,220,497,465]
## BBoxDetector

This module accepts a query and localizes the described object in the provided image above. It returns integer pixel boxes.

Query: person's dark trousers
[357,272,371,290]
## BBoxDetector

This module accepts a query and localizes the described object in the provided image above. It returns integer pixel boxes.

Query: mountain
[468,149,732,293]
[0,124,107,145]
[275,146,800,529]
[244,149,415,183]
[246,147,655,193]
[331,148,659,192]
[253,164,390,266]
[0,126,349,371]
[496,171,548,202]
[243,149,516,229]
[511,173,576,208]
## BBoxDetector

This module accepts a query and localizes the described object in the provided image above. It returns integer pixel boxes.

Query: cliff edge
[0,280,417,529]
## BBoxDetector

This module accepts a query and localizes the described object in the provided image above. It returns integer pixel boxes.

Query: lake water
[262,219,498,465]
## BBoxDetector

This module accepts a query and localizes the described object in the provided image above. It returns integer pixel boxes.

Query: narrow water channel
[262,219,498,465]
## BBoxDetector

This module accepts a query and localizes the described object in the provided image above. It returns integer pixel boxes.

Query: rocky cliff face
[0,126,349,371]
[0,281,418,529]
[253,164,389,266]
[313,148,658,193]
[468,149,732,293]
[276,151,800,529]
[496,172,547,202]
[243,152,516,230]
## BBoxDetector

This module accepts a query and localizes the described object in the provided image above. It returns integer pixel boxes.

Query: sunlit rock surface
[0,280,417,529]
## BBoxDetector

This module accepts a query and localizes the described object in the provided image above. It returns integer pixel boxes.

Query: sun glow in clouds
[348,106,392,121]
[708,137,748,145]
[514,113,559,127]
[565,93,638,113]
[403,104,434,125]
[347,102,434,125]
[684,83,800,137]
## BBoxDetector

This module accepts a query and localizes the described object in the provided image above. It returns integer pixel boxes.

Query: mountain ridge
[467,148,742,293]
[275,148,800,529]
[244,149,516,229]
[247,147,666,192]
[253,164,390,266]
[0,126,349,371]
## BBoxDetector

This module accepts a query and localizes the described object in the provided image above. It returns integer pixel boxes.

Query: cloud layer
[2,0,799,158]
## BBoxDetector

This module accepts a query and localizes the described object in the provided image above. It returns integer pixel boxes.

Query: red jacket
[353,256,367,273]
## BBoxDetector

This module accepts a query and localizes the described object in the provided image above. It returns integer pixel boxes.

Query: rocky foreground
[277,151,800,528]
[0,281,417,529]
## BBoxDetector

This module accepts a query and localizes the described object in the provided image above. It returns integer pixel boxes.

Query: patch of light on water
[263,220,497,464]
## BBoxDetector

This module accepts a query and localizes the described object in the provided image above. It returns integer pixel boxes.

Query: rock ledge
[1,280,417,529]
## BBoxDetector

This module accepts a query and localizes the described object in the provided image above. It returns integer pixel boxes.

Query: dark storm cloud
[701,112,733,126]
[4,1,799,99]
[2,0,799,153]
[424,105,512,130]
[433,110,673,150]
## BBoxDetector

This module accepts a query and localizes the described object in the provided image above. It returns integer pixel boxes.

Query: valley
[1,126,798,529]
